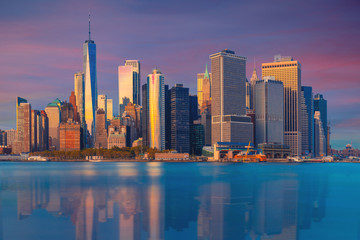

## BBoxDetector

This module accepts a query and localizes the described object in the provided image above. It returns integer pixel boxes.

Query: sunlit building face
[147,69,165,150]
[262,56,302,156]
[118,60,140,116]
[83,40,97,137]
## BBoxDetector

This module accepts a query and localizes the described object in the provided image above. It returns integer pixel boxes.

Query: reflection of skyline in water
[0,162,343,240]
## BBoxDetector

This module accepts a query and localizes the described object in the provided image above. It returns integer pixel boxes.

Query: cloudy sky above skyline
[0,0,359,149]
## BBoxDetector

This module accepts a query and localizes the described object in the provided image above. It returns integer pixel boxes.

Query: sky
[0,0,359,150]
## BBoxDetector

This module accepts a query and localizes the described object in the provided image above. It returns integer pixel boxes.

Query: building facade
[249,67,259,110]
[69,91,78,122]
[197,64,212,114]
[301,86,314,156]
[170,84,190,153]
[190,121,204,156]
[59,121,81,151]
[16,97,27,132]
[314,93,328,154]
[125,60,141,105]
[74,72,86,147]
[83,24,97,137]
[16,102,31,153]
[45,102,61,150]
[142,83,149,147]
[94,109,108,149]
[61,102,75,123]
[210,49,253,145]
[254,77,284,145]
[262,55,302,156]
[5,129,16,147]
[118,60,140,116]
[98,94,107,113]
[147,69,165,150]
[106,99,113,120]
[314,111,326,157]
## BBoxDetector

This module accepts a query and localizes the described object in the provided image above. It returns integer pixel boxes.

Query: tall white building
[255,77,284,145]
[125,60,140,105]
[118,60,140,116]
[147,69,165,150]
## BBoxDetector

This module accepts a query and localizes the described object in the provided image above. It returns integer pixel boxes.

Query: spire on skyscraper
[204,64,210,79]
[250,67,258,84]
[88,12,91,41]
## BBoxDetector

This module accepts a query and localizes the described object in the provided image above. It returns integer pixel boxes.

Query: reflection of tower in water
[146,163,164,240]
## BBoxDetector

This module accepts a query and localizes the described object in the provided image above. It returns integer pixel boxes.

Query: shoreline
[0,159,358,163]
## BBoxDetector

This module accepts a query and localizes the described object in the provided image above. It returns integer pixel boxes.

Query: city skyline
[0,0,359,149]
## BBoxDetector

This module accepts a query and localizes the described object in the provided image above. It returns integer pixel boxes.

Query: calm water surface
[0,162,359,240]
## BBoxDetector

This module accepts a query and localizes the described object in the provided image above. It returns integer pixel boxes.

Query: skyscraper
[125,60,141,105]
[31,110,40,152]
[301,86,314,156]
[262,55,302,156]
[40,111,49,151]
[106,99,113,121]
[69,91,78,122]
[94,109,108,149]
[210,49,253,144]
[83,15,97,138]
[118,60,140,116]
[249,67,259,110]
[61,102,75,123]
[147,69,165,150]
[98,94,107,119]
[197,64,212,114]
[16,102,31,153]
[45,101,61,150]
[314,111,326,157]
[16,97,27,132]
[142,83,149,147]
[189,95,199,124]
[74,72,85,124]
[59,121,81,151]
[5,129,16,148]
[170,84,190,153]
[255,77,284,145]
[314,93,328,154]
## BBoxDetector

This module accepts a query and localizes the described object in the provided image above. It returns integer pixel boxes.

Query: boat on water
[234,149,267,162]
[28,156,49,162]
[287,156,303,163]
[233,142,267,163]
[89,159,102,163]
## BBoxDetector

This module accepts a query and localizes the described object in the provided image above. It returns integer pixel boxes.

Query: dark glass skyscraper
[301,86,314,155]
[189,95,198,124]
[314,93,327,153]
[170,84,190,153]
[165,85,171,150]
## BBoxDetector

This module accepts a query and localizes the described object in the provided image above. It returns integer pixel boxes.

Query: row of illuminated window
[262,64,298,68]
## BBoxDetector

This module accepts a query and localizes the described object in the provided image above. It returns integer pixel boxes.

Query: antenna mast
[88,12,91,41]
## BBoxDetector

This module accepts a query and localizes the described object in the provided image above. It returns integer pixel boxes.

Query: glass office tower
[118,60,140,116]
[83,17,97,139]
[147,69,165,150]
